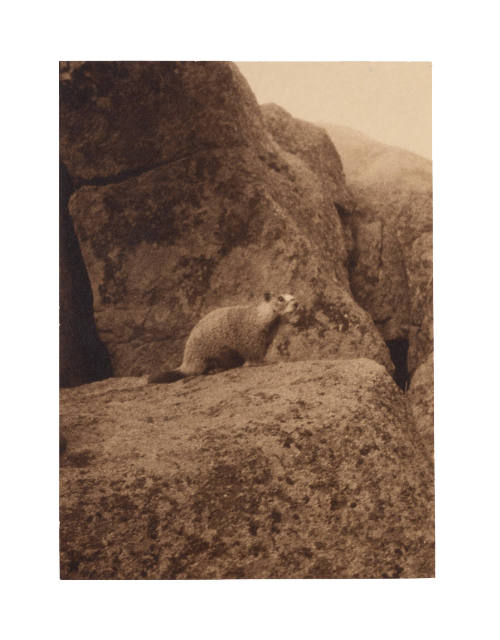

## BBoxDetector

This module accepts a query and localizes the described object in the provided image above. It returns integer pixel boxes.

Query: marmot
[148,292,298,383]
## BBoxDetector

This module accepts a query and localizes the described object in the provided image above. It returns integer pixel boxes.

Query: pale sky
[236,62,432,159]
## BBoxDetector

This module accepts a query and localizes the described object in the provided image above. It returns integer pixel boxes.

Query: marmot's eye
[278,296,284,302]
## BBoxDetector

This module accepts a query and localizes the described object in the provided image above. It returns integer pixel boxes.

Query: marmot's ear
[264,292,272,302]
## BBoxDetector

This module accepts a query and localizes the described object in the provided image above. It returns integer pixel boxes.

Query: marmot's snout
[276,294,300,324]
[277,295,299,322]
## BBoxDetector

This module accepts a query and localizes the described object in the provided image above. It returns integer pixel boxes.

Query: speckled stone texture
[260,103,351,210]
[61,61,391,378]
[408,353,434,463]
[60,359,434,579]
[60,62,267,183]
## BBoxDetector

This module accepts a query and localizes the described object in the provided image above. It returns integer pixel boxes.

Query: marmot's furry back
[148,292,298,384]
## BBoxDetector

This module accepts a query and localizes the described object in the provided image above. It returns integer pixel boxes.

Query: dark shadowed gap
[386,339,410,391]
[334,201,358,278]
[60,160,113,387]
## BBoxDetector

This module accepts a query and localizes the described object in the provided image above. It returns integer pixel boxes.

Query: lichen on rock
[60,359,434,579]
[61,62,391,378]
[59,62,434,581]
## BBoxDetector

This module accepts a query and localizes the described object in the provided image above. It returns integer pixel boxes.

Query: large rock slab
[62,62,391,377]
[324,124,433,373]
[60,61,267,183]
[60,359,434,579]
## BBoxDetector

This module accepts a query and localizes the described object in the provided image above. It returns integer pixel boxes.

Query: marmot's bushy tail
[148,369,186,384]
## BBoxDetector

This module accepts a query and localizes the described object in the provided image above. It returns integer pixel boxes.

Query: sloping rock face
[324,125,433,374]
[408,352,434,463]
[60,359,434,579]
[260,104,351,210]
[60,62,391,378]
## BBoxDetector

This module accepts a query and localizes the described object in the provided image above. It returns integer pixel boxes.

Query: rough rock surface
[60,359,434,579]
[61,62,391,378]
[324,125,433,373]
[408,352,434,463]
[59,61,267,183]
[261,104,351,211]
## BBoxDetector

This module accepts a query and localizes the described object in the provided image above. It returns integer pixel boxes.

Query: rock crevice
[59,63,434,579]
[59,160,113,387]
[323,124,433,378]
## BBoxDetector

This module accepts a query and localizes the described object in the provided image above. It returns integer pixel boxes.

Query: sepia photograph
[59,61,434,580]
[3,0,499,636]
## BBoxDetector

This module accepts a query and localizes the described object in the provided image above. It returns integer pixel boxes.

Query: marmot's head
[262,292,299,320]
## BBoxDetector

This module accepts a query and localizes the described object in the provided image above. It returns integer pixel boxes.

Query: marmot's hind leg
[180,356,211,376]
[207,348,245,372]
[183,348,245,376]
[148,369,185,383]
